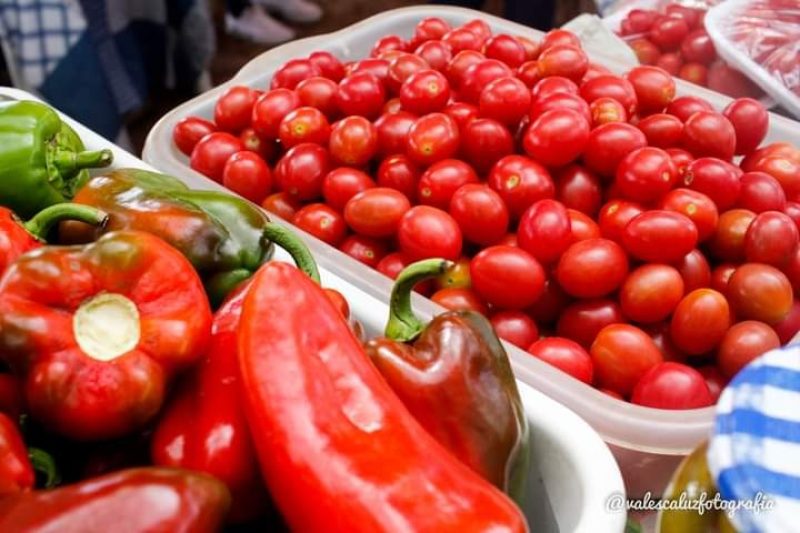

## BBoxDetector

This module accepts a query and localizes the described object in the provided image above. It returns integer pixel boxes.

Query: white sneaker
[258,0,323,24]
[225,6,296,45]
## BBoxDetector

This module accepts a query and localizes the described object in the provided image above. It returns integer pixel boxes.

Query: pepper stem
[385,258,452,342]
[23,203,108,240]
[28,447,60,488]
[52,149,113,174]
[263,222,320,284]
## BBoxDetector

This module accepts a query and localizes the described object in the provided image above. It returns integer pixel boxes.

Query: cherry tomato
[678,62,708,86]
[516,35,541,61]
[591,324,663,396]
[682,112,737,161]
[376,154,419,201]
[649,17,689,51]
[744,211,799,267]
[528,338,593,384]
[670,288,731,355]
[436,257,472,290]
[339,235,388,268]
[443,27,484,54]
[460,59,513,103]
[697,366,726,402]
[531,76,579,100]
[516,61,541,88]
[666,95,713,122]
[738,172,787,213]
[517,199,572,265]
[680,29,716,65]
[443,101,479,133]
[579,75,637,115]
[529,92,591,124]
[214,86,258,133]
[537,45,588,83]
[557,299,624,348]
[295,77,339,117]
[471,246,545,309]
[655,53,683,76]
[189,132,243,182]
[414,17,451,42]
[598,199,645,243]
[615,147,678,203]
[556,165,602,216]
[449,184,509,246]
[567,209,601,242]
[528,278,572,325]
[406,112,460,166]
[374,111,416,158]
[589,97,627,127]
[645,321,686,362]
[666,148,694,177]
[377,252,409,280]
[292,203,347,246]
[540,29,582,50]
[629,39,661,65]
[741,143,800,173]
[624,9,659,33]
[221,151,271,203]
[729,263,793,324]
[710,264,737,297]
[329,116,378,167]
[637,113,683,148]
[431,287,488,314]
[463,19,492,42]
[173,116,216,156]
[343,187,411,238]
[676,249,711,291]
[239,127,275,162]
[717,321,780,379]
[773,299,800,344]
[479,77,531,126]
[414,40,453,72]
[399,69,449,115]
[261,191,300,220]
[308,51,345,81]
[620,264,685,324]
[665,5,702,29]
[352,57,391,88]
[278,106,330,148]
[583,122,648,178]
[417,159,478,210]
[523,109,589,168]
[252,89,300,140]
[684,157,742,210]
[483,34,526,68]
[751,157,800,199]
[658,188,719,241]
[707,62,763,99]
[397,206,462,261]
[271,58,321,90]
[335,72,385,119]
[460,118,514,174]
[623,210,698,263]
[275,142,330,201]
[320,168,374,212]
[722,98,767,156]
[445,50,485,87]
[556,238,628,298]
[709,209,756,262]
[631,363,713,409]
[371,35,407,57]
[488,155,554,219]
[490,311,539,349]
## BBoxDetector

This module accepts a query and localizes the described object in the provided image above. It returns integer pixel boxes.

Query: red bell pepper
[0,203,106,274]
[0,413,34,496]
[0,374,23,419]
[237,261,528,532]
[0,467,230,532]
[0,230,212,441]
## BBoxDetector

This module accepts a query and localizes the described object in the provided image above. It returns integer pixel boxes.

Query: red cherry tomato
[528,337,593,384]
[339,235,388,268]
[417,159,479,210]
[631,363,714,409]
[252,88,300,140]
[620,264,685,324]
[488,155,554,219]
[352,57,391,86]
[460,118,514,174]
[667,148,694,177]
[471,246,546,309]
[431,287,488,314]
[773,300,800,344]
[376,154,419,201]
[239,127,275,161]
[556,165,602,216]
[529,92,591,124]
[556,238,629,298]
[629,39,661,65]
[278,106,330,148]
[371,35,407,57]
[556,299,624,349]
[190,132,243,182]
[443,27,484,54]
[377,252,409,280]
[397,206,462,261]
[744,211,799,267]
[406,112,460,166]
[445,50,485,87]
[649,17,689,51]
[483,34,526,68]
[751,157,800,199]
[666,95,713,122]
[655,53,683,76]
[741,143,800,173]
[459,59,514,105]
[443,101,479,133]
[567,209,601,242]
[682,111,737,161]
[517,199,572,265]
[516,35,541,61]
[261,192,300,220]
[308,51,345,81]
[173,116,216,156]
[214,85,258,133]
[697,366,726,402]
[295,77,339,118]
[678,62,708,86]
[537,45,588,83]
[637,113,683,148]
[449,183,509,246]
[527,278,571,326]
[516,61,541,88]
[625,9,660,33]
[321,167,375,211]
[479,76,531,126]
[598,199,645,243]
[328,116,378,167]
[271,58,321,90]
[723,97,768,156]
[579,75,637,115]
[335,71,386,119]
[523,109,589,168]
[623,210,698,263]
[728,263,794,325]
[414,17,451,42]
[683,157,742,211]
[717,321,781,379]
[275,142,330,201]
[589,97,627,127]
[540,29,582,50]
[490,311,539,349]
[292,203,347,246]
[709,208,756,262]
[374,111,416,158]
[221,151,272,203]
[676,248,712,292]
[626,66,677,116]
[399,69,450,115]
[710,263,737,297]
[670,288,731,355]
[591,324,663,396]
[666,5,702,29]
[658,188,719,242]
[531,76,579,100]
[583,122,648,178]
[707,62,763,99]
[414,40,453,72]
[738,172,787,213]
[344,187,411,238]
[615,147,678,204]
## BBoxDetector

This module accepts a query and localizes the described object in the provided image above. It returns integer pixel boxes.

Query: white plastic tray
[143,5,800,497]
[1,85,626,533]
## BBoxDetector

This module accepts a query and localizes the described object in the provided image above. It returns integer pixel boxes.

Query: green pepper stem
[52,149,113,173]
[28,447,60,488]
[385,258,452,342]
[23,203,108,240]
[263,222,320,284]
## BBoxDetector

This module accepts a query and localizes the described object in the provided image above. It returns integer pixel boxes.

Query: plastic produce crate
[0,85,627,532]
[144,5,800,497]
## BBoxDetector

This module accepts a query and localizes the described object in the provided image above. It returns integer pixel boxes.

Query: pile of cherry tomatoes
[173,16,800,411]
[616,2,763,99]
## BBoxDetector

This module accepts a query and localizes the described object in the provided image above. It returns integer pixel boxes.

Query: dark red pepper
[0,413,34,496]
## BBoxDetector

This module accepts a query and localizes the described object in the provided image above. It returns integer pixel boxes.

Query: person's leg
[257,0,323,24]
[504,0,556,31]
[225,0,296,45]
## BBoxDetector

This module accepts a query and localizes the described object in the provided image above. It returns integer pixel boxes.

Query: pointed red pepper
[0,413,34,496]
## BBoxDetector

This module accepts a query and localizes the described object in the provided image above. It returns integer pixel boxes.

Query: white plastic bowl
[142,5,800,497]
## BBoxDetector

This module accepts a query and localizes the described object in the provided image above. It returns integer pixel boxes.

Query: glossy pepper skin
[62,168,300,306]
[0,413,34,496]
[365,259,531,506]
[237,261,528,532]
[0,467,231,533]
[0,203,107,274]
[0,230,212,441]
[0,100,113,218]
[152,228,320,523]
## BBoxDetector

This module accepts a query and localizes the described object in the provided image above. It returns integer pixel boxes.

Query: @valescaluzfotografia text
[606,491,775,516]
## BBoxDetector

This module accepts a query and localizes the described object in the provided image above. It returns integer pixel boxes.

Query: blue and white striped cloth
[708,346,800,532]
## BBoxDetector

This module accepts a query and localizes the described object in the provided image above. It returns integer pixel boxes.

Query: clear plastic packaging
[706,0,800,118]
